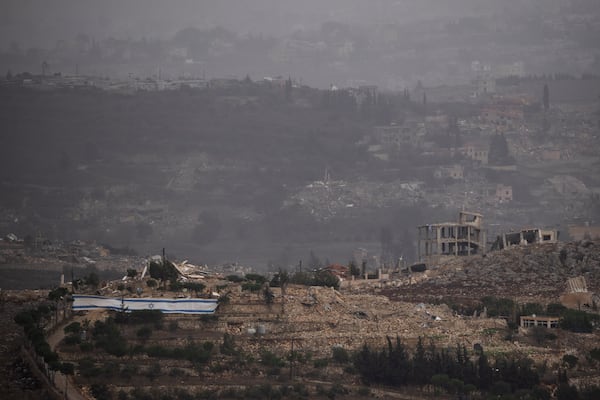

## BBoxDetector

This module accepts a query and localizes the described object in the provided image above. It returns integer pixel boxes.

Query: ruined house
[371,121,425,150]
[417,211,486,265]
[434,164,464,180]
[494,184,513,203]
[492,228,558,250]
[520,315,559,329]
[454,141,489,164]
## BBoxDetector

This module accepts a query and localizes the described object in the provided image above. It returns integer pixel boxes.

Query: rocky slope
[386,240,600,304]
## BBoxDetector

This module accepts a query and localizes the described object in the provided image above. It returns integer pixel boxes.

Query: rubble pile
[221,285,505,353]
[285,179,423,220]
[389,240,600,303]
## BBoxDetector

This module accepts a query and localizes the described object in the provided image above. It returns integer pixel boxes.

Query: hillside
[384,240,600,306]
[0,83,429,268]
[2,240,600,399]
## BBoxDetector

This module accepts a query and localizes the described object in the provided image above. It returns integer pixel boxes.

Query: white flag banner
[73,294,218,314]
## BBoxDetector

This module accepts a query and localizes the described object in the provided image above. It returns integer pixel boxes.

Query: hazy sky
[1,0,506,49]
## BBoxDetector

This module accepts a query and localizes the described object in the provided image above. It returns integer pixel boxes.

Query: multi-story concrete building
[417,211,486,265]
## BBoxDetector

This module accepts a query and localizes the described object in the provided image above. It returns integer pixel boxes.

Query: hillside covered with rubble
[384,240,600,305]
[2,239,600,399]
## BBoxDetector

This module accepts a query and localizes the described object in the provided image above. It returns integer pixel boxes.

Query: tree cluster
[289,269,340,289]
[148,259,179,286]
[353,337,543,397]
[14,304,74,379]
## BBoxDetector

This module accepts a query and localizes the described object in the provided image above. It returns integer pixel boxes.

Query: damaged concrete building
[520,315,559,329]
[417,211,486,265]
[492,228,558,250]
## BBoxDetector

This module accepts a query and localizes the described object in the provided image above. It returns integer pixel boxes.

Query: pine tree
[488,133,511,165]
[477,353,493,390]
[412,337,431,387]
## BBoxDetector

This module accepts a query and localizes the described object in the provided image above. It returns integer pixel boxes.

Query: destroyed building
[520,315,559,329]
[417,211,486,265]
[492,228,558,250]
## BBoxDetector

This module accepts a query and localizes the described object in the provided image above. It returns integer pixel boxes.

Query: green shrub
[562,354,578,369]
[79,342,93,352]
[64,333,81,345]
[590,348,600,363]
[183,282,206,294]
[242,281,263,292]
[547,303,567,316]
[556,383,579,400]
[329,383,349,396]
[121,364,139,381]
[245,273,267,284]
[144,342,213,367]
[169,367,185,377]
[480,296,516,318]
[64,322,81,335]
[260,350,285,368]
[521,302,545,316]
[580,385,600,400]
[313,270,340,289]
[84,272,100,288]
[344,365,356,374]
[136,326,153,341]
[209,363,227,373]
[200,314,218,322]
[316,384,327,396]
[332,346,350,364]
[431,374,450,391]
[218,387,239,398]
[79,357,101,378]
[313,358,329,368]
[145,362,161,381]
[226,274,243,283]
[127,309,164,325]
[220,333,237,356]
[129,344,145,355]
[130,388,151,400]
[101,361,119,378]
[491,381,512,396]
[293,383,309,397]
[560,309,596,333]
[90,383,112,400]
[92,318,128,357]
